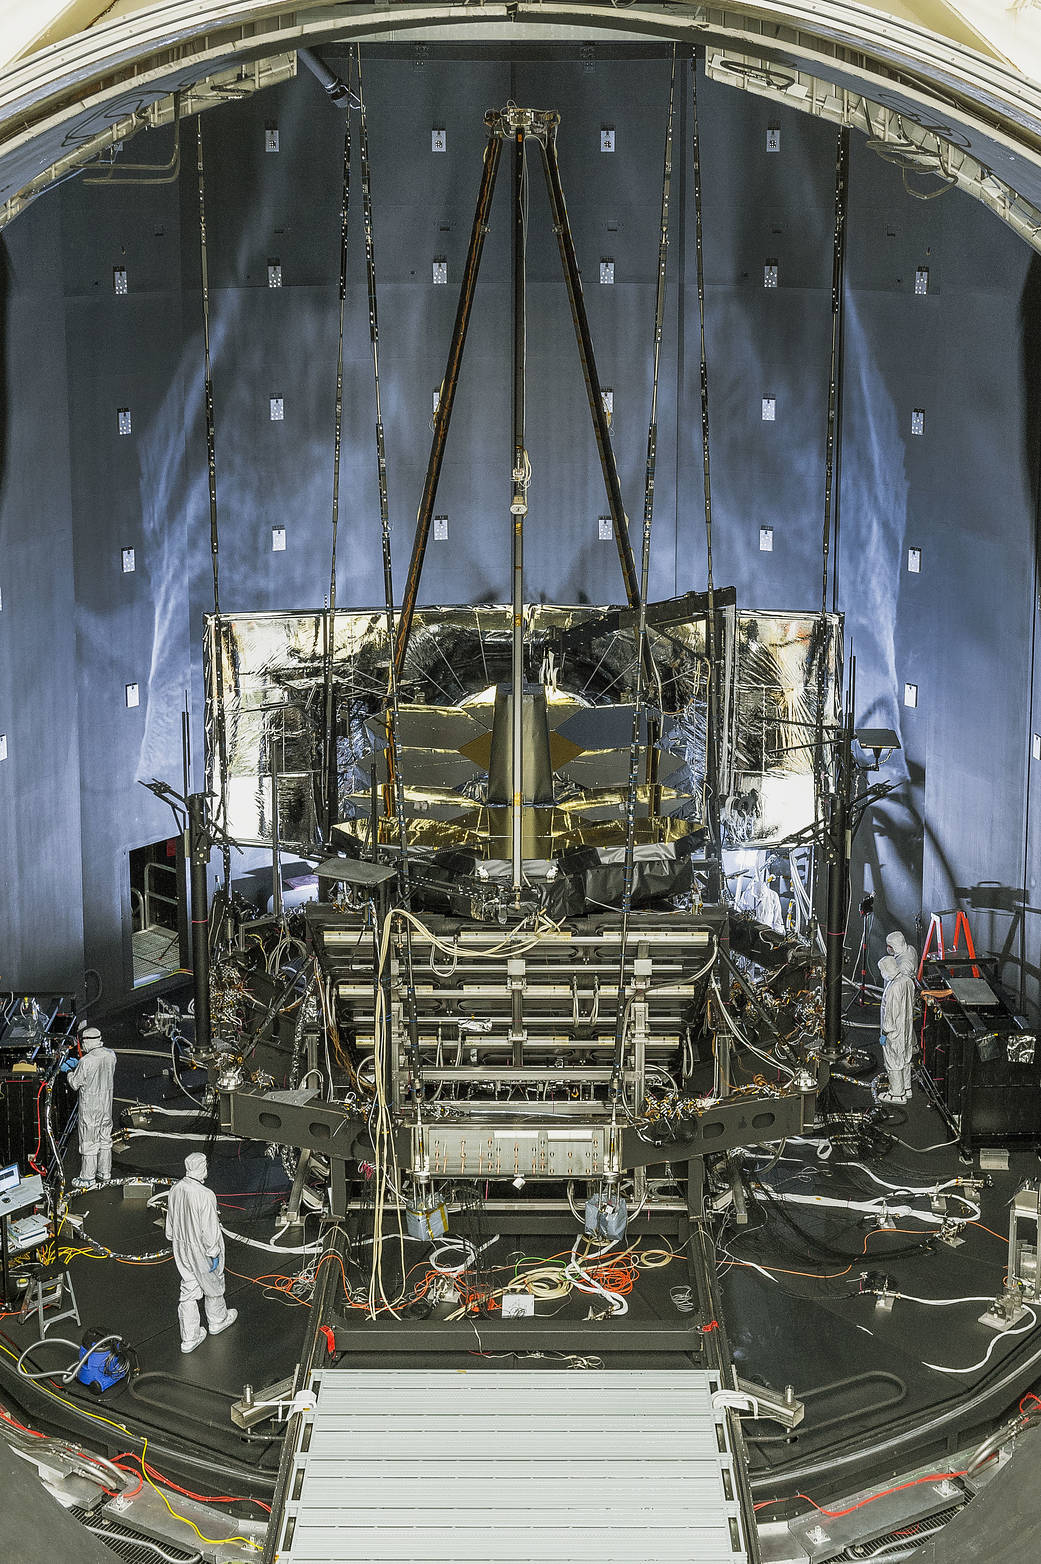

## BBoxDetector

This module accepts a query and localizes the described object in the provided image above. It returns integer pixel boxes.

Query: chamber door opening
[129,838,186,987]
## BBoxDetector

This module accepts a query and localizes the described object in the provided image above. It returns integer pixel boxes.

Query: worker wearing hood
[63,1027,116,1186]
[165,1153,238,1353]
[884,928,917,978]
[737,867,785,934]
[879,931,917,1102]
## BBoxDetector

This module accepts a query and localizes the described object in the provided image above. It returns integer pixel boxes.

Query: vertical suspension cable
[356,47,420,1095]
[510,127,527,897]
[357,46,410,899]
[611,53,677,1099]
[691,52,722,902]
[322,65,352,841]
[196,117,231,894]
[821,127,850,621]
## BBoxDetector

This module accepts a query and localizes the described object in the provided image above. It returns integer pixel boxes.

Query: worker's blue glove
[60,1058,77,1073]
[208,1255,220,1273]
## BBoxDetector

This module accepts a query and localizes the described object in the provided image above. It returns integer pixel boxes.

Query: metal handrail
[143,860,179,929]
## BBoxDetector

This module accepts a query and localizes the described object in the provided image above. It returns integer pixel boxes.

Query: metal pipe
[297,46,354,108]
[536,120,640,609]
[824,668,853,1056]
[187,794,211,1052]
[394,127,503,679]
[511,127,527,896]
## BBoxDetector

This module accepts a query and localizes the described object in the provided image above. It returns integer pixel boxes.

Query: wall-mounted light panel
[267,259,282,288]
[914,267,929,296]
[904,682,918,709]
[599,258,615,285]
[117,408,132,436]
[759,527,774,552]
[911,408,925,436]
[600,127,615,152]
[271,527,286,552]
[432,127,446,152]
[125,683,140,709]
[264,122,279,152]
[0,734,7,762]
[121,548,135,574]
[764,261,778,288]
[113,267,127,295]
[766,126,781,152]
[598,517,613,541]
[762,396,776,422]
[907,547,921,573]
[269,396,284,422]
[433,516,449,541]
[1033,733,1041,762]
[432,258,448,285]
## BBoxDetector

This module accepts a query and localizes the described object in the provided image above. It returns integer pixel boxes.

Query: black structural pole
[510,123,527,899]
[823,669,853,1057]
[187,793,212,1052]
[537,119,641,609]
[394,127,504,680]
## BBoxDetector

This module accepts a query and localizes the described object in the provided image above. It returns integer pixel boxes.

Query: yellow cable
[138,1437,262,1551]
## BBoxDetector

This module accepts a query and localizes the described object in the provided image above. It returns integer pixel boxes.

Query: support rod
[323,94,351,842]
[821,126,850,621]
[612,55,677,1094]
[187,794,211,1053]
[511,127,527,895]
[824,662,854,1056]
[537,121,640,609]
[394,129,503,679]
[196,118,231,896]
[691,53,722,902]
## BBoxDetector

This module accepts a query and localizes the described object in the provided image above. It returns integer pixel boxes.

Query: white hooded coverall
[165,1154,230,1344]
[68,1031,116,1182]
[880,930,917,1098]
[737,871,785,933]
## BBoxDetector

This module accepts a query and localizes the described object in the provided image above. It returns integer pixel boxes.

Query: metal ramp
[275,1368,752,1562]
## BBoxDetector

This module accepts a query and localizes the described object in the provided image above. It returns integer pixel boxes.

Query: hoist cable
[690,53,722,902]
[196,117,231,894]
[611,52,677,1096]
[356,46,420,1076]
[816,129,850,828]
[821,127,849,622]
[321,62,352,839]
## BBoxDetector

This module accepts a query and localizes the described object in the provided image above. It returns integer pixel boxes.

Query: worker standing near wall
[62,1026,116,1187]
[165,1152,238,1354]
[878,930,917,1103]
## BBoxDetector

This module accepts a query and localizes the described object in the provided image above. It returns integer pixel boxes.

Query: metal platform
[274,1368,752,1562]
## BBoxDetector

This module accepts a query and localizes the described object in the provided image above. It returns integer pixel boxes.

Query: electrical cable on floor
[924,1306,1038,1375]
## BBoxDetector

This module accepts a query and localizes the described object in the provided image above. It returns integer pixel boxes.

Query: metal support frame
[510,124,527,895]
[393,104,641,683]
[186,794,211,1052]
[393,127,503,681]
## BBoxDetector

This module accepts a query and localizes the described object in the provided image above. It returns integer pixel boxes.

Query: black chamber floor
[14,989,1039,1491]
[3,987,308,1474]
[718,1071,1037,1474]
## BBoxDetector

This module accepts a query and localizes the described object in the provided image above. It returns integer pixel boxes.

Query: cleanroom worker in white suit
[165,1152,238,1353]
[63,1026,116,1186]
[879,930,917,1103]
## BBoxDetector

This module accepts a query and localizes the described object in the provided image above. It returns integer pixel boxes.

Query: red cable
[111,1457,271,1513]
[28,1081,46,1175]
[753,1470,969,1518]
